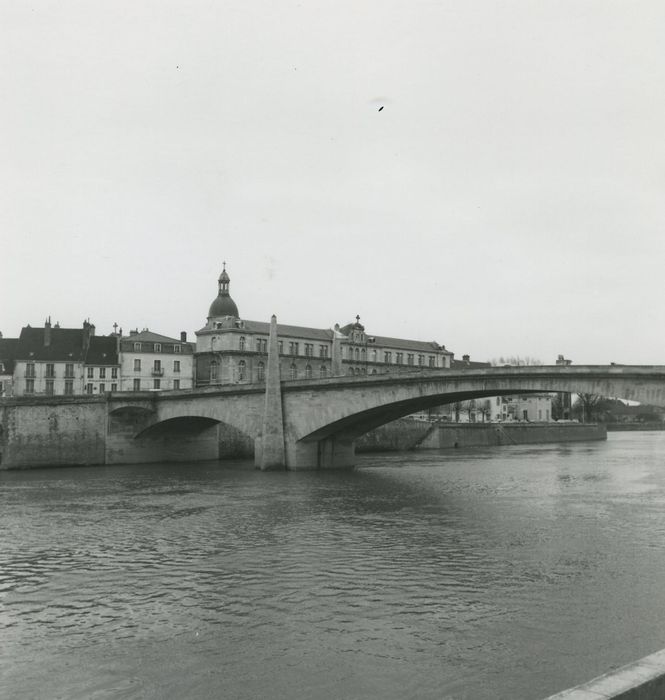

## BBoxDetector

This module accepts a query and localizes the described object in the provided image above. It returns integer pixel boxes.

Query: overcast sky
[2,1,664,364]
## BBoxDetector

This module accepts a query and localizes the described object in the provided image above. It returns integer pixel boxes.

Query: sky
[2,1,665,364]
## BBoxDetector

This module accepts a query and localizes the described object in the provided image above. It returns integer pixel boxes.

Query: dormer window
[174,345,181,353]
[134,342,141,351]
[154,343,161,353]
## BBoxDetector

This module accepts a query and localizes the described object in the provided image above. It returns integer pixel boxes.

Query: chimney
[180,331,187,342]
[129,329,138,336]
[462,354,470,363]
[44,317,52,347]
[82,320,93,351]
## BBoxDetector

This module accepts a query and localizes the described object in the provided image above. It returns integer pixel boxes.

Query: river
[2,432,665,699]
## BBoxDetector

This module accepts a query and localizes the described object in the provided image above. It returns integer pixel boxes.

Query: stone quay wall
[543,647,665,699]
[356,419,606,453]
[0,396,107,469]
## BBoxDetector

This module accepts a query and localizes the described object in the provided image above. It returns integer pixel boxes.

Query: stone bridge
[105,364,665,469]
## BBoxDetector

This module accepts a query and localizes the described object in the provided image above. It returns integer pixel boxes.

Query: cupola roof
[208,262,239,319]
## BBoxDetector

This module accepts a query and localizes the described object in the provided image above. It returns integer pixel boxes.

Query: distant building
[194,265,454,386]
[11,320,99,397]
[118,329,195,392]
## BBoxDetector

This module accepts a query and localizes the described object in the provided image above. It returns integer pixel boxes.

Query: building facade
[118,330,195,392]
[195,266,454,387]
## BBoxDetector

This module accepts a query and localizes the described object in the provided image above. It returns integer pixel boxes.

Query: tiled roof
[241,320,334,342]
[86,336,119,366]
[17,327,87,362]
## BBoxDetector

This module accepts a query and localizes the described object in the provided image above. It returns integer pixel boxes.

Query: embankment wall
[356,419,606,452]
[0,397,106,468]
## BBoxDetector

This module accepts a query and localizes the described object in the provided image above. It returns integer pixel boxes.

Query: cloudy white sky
[2,1,664,364]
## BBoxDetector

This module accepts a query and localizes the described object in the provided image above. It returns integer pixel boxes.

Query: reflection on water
[2,433,665,699]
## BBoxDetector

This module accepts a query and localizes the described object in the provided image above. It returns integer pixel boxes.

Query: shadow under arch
[135,415,256,461]
[299,389,545,443]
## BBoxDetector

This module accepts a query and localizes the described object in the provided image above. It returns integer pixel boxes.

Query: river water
[2,432,665,700]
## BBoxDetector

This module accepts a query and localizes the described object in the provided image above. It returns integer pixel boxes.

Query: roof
[16,326,87,362]
[0,338,18,374]
[366,334,448,354]
[452,358,492,369]
[86,336,119,366]
[123,330,185,344]
[240,320,334,342]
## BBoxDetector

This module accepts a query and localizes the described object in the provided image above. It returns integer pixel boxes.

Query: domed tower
[207,263,239,321]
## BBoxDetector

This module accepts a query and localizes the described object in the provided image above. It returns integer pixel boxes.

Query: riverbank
[356,419,606,452]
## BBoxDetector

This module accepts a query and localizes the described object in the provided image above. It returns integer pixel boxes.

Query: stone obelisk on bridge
[257,315,286,470]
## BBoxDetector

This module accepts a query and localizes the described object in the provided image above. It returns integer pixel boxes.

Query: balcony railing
[151,368,164,376]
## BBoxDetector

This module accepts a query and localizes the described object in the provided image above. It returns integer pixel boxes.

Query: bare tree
[574,393,603,423]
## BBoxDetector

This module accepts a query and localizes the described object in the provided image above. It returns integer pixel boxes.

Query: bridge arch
[281,367,665,468]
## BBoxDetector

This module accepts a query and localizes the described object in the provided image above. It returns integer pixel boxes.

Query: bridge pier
[288,436,356,470]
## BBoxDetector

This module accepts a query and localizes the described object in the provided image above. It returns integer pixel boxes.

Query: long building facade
[195,266,454,387]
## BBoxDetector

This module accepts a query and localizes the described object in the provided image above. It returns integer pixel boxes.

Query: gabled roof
[16,327,87,362]
[85,336,119,366]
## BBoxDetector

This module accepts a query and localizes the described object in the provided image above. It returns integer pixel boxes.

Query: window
[407,354,414,366]
[134,359,141,371]
[418,355,425,366]
[319,345,328,358]
[99,367,106,379]
[238,360,246,381]
[290,363,297,379]
[134,342,141,351]
[210,361,218,381]
[46,363,55,378]
[305,343,314,357]
[239,336,246,351]
[320,365,328,378]
[371,350,377,362]
[64,380,74,395]
[428,356,435,367]
[361,348,366,361]
[99,383,105,393]
[154,343,161,352]
[173,360,180,373]
[153,379,161,390]
[173,379,180,390]
[153,359,162,373]
[371,369,377,375]
[25,379,35,393]
[45,380,54,395]
[86,383,93,394]
[396,353,403,364]
[133,378,141,391]
[305,364,312,379]
[65,363,74,378]
[384,352,392,363]
[87,367,94,378]
[26,363,35,378]
[278,341,283,354]
[355,348,360,361]
[257,362,265,381]
[111,383,117,392]
[111,367,118,379]
[347,346,354,359]
[174,345,182,353]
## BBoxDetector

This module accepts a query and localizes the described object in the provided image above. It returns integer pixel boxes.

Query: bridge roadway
[107,364,665,469]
